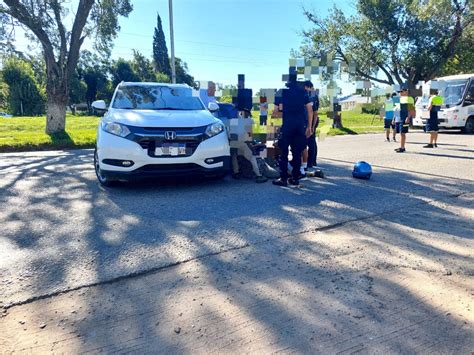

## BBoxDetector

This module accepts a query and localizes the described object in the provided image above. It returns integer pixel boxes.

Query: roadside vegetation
[0,109,385,152]
[251,108,384,137]
[0,115,99,152]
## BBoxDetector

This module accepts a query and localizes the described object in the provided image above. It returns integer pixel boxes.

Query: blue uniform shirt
[281,85,310,123]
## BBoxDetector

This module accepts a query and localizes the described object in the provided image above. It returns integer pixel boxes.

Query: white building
[338,95,371,111]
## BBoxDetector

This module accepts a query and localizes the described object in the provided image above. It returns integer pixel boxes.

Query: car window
[112,85,205,110]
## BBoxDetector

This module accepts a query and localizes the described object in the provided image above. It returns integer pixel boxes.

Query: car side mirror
[208,102,219,112]
[92,100,107,111]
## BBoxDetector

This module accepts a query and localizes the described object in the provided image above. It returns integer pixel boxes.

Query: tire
[461,117,474,134]
[94,148,116,187]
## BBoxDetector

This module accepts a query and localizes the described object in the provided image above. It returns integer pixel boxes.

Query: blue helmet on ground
[352,161,372,179]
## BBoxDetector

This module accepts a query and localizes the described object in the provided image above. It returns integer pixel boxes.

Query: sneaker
[434,143,438,148]
[392,137,397,142]
[255,175,268,183]
[288,178,300,186]
[272,178,288,187]
[423,144,434,148]
[395,148,406,153]
[386,137,390,142]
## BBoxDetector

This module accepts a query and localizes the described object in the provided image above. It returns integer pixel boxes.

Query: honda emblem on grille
[164,131,177,140]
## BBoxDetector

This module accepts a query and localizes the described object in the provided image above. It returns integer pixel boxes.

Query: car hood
[105,109,218,128]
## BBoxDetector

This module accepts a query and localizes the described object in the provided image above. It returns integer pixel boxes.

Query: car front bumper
[97,129,231,180]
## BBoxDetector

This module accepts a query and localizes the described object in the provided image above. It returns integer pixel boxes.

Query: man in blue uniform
[273,75,313,187]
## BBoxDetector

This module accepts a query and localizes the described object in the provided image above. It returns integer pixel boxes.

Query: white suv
[92,82,230,186]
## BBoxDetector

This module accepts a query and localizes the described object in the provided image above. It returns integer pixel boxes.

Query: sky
[109,0,356,92]
[10,0,357,94]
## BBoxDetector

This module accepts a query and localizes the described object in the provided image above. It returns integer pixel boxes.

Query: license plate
[155,143,186,156]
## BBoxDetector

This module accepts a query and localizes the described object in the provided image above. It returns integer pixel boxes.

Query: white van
[414,74,474,133]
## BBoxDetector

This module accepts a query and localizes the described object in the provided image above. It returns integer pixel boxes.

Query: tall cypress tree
[153,13,172,78]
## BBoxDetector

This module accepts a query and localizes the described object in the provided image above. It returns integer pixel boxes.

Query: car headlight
[102,121,131,138]
[205,122,224,138]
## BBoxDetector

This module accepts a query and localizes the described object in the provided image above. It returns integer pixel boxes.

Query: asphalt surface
[0,132,473,353]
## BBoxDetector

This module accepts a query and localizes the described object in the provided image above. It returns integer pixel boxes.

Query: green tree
[111,58,140,87]
[132,50,157,82]
[78,50,112,110]
[152,13,171,77]
[1,57,45,115]
[68,69,87,110]
[0,0,133,133]
[440,22,474,75]
[0,81,9,110]
[156,72,171,83]
[175,58,196,87]
[301,0,471,91]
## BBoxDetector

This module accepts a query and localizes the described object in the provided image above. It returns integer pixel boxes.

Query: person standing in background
[424,89,443,148]
[259,96,268,126]
[306,82,320,169]
[394,85,415,153]
[384,93,397,142]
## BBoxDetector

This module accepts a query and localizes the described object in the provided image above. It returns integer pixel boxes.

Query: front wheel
[94,148,116,187]
[461,117,474,134]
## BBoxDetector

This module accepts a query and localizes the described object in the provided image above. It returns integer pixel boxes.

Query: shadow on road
[1,149,473,352]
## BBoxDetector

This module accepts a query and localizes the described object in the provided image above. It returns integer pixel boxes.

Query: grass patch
[0,109,385,152]
[0,115,99,152]
[251,109,384,136]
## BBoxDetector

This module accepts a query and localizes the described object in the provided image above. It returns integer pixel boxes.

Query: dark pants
[278,123,306,180]
[307,132,317,167]
[259,115,267,125]
[426,110,439,132]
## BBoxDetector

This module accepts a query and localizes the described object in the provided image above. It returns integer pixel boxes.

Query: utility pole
[169,0,176,84]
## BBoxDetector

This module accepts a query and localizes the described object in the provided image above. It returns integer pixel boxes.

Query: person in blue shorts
[393,85,415,153]
[424,89,443,148]
[383,93,397,142]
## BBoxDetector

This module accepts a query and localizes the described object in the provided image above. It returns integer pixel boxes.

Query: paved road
[0,132,473,352]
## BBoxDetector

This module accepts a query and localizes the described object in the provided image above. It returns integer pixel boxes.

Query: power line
[120,31,290,54]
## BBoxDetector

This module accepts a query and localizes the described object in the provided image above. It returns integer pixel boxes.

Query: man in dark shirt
[273,77,313,186]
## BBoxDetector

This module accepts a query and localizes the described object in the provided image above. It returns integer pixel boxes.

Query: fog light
[102,159,134,167]
[205,158,215,164]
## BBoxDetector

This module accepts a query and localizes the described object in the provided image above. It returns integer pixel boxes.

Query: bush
[1,57,45,116]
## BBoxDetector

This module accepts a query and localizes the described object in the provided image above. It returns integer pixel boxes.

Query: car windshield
[440,79,468,106]
[416,95,430,107]
[112,85,204,110]
[415,79,469,107]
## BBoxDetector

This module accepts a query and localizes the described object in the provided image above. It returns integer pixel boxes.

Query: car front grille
[126,125,208,158]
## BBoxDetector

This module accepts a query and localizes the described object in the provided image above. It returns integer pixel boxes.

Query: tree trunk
[46,96,67,134]
[45,71,68,134]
